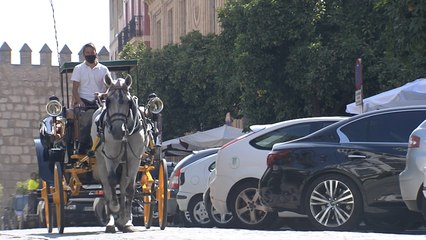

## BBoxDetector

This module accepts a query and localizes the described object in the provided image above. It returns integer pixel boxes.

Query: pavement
[1,226,426,240]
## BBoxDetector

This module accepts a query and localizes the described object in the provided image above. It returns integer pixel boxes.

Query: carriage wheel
[143,193,154,229]
[53,162,65,234]
[156,159,168,230]
[41,181,53,233]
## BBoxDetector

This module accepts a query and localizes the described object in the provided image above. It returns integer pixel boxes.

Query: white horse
[91,74,146,233]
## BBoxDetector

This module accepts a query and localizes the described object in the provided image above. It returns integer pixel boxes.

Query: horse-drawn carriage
[34,60,168,234]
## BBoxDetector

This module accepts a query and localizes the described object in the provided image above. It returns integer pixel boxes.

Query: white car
[400,119,426,213]
[209,116,347,229]
[176,153,217,227]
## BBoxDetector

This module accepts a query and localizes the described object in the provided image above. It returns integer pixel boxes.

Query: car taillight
[169,167,181,189]
[266,150,290,168]
[409,135,420,148]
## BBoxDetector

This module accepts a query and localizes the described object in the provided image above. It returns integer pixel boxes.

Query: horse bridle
[104,85,132,132]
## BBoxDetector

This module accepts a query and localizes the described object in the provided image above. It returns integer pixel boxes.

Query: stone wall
[0,42,109,205]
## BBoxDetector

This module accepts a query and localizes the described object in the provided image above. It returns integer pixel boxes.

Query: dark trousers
[76,98,98,152]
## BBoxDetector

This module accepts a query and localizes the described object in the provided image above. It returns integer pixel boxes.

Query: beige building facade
[145,0,225,49]
[109,0,225,56]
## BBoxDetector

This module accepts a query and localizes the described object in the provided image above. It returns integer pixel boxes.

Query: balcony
[117,15,144,52]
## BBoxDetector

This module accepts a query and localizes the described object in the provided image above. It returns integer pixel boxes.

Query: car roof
[249,116,348,133]
[173,147,220,170]
[272,105,426,150]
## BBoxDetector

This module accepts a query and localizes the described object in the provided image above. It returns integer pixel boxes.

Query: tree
[120,32,240,140]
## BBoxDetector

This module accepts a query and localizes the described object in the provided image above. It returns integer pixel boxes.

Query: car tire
[205,189,234,228]
[305,174,363,231]
[188,195,212,228]
[177,210,193,227]
[229,180,278,229]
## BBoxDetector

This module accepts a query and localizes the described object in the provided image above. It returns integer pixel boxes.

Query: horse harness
[93,86,148,176]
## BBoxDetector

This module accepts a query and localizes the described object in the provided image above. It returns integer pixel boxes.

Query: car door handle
[348,154,366,159]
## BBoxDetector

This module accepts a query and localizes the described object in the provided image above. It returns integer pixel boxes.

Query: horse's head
[104,74,133,140]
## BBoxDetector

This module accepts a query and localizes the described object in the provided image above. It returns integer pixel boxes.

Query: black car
[259,106,426,231]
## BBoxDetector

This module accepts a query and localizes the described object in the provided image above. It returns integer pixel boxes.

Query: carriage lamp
[46,99,63,116]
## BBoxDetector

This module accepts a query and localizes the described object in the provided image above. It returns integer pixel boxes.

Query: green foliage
[120,0,426,137]
[121,32,239,140]
[15,181,28,195]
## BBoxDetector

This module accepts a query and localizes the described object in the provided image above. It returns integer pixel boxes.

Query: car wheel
[177,210,193,227]
[205,189,234,228]
[305,174,363,231]
[229,180,277,229]
[188,195,212,227]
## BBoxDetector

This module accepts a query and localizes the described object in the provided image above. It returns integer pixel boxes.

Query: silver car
[400,119,426,213]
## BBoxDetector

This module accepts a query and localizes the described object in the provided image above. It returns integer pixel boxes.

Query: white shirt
[71,61,110,101]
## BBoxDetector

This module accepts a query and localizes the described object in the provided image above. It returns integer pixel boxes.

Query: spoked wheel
[156,158,168,230]
[305,174,363,231]
[41,181,53,233]
[53,161,65,234]
[144,193,154,229]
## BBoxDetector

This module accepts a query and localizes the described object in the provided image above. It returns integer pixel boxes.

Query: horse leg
[107,172,120,213]
[105,208,116,233]
[116,177,137,232]
[96,156,120,214]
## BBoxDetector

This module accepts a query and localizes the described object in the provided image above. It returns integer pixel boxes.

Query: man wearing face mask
[71,42,110,154]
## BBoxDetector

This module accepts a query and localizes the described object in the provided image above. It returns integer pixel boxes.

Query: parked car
[203,161,234,228]
[259,106,426,231]
[176,153,218,227]
[400,119,426,214]
[209,116,347,229]
[168,148,219,226]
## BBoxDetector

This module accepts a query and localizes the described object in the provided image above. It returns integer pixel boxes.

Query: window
[341,110,426,142]
[250,121,337,150]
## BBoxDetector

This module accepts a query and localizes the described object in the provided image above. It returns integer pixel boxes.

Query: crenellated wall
[0,42,109,205]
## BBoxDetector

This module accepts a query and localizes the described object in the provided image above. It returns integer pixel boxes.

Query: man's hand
[73,99,85,107]
[95,92,107,100]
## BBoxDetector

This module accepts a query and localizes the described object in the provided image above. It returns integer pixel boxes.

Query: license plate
[65,205,76,210]
[84,206,94,211]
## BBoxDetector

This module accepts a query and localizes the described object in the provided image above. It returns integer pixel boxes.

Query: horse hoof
[105,225,116,233]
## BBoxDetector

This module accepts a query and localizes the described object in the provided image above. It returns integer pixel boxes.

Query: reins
[96,84,145,174]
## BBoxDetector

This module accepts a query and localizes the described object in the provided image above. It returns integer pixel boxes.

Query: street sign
[355,58,363,108]
[355,58,363,90]
[355,89,363,106]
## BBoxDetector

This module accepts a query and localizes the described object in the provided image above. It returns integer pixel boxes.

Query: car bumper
[210,174,233,214]
[176,191,194,212]
[399,154,425,212]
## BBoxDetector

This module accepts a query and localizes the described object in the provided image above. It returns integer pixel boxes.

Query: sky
[0,0,110,66]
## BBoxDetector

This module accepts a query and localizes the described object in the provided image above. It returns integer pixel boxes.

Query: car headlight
[46,100,62,116]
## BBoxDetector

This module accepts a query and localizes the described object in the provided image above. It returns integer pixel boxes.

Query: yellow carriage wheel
[157,159,168,230]
[53,162,65,234]
[41,181,53,233]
